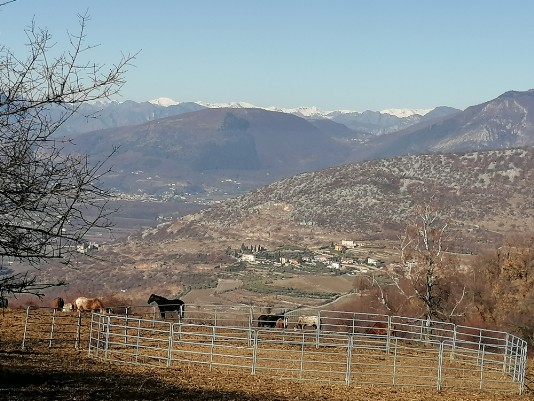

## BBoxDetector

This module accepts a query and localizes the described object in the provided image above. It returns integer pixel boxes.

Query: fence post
[87,313,95,357]
[209,325,215,370]
[251,330,258,375]
[479,344,486,390]
[248,307,254,346]
[124,307,129,345]
[477,329,483,365]
[176,316,182,340]
[21,306,32,350]
[134,318,141,363]
[519,342,527,395]
[436,341,444,391]
[104,315,111,361]
[167,323,174,367]
[503,333,512,375]
[450,325,457,361]
[299,331,305,380]
[392,338,398,385]
[386,315,392,354]
[315,311,321,348]
[345,334,353,385]
[48,309,57,348]
[75,310,82,350]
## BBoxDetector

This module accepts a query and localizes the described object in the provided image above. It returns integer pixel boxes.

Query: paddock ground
[1,309,533,400]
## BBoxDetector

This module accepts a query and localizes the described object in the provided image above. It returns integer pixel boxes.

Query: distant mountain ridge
[366,90,534,159]
[64,89,534,199]
[56,100,205,136]
[57,98,460,137]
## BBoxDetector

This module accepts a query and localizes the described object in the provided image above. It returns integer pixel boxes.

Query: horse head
[147,294,157,304]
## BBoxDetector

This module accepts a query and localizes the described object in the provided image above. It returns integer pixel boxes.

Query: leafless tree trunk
[356,198,469,323]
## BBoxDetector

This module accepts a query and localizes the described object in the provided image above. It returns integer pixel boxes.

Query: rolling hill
[66,107,352,196]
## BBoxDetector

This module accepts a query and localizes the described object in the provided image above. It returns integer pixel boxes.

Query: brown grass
[1,308,533,401]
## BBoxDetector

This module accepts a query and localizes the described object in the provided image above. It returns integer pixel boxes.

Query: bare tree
[356,199,469,323]
[0,11,136,298]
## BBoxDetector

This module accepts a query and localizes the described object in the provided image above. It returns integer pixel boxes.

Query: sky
[1,0,533,112]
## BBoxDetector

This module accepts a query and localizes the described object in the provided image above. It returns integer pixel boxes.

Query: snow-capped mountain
[380,108,432,118]
[266,105,334,118]
[368,89,534,158]
[56,96,460,138]
[149,97,431,119]
[194,100,258,109]
[148,97,180,107]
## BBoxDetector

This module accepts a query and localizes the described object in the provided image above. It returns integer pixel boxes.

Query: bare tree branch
[0,11,137,298]
[360,198,471,324]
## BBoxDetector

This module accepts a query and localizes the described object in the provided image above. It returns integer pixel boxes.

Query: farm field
[1,309,533,400]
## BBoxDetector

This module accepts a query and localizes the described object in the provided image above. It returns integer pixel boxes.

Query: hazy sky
[1,0,533,112]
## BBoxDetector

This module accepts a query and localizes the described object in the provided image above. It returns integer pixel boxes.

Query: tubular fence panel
[170,324,254,370]
[19,305,527,393]
[254,330,350,384]
[21,306,88,350]
[88,314,173,367]
[350,337,443,388]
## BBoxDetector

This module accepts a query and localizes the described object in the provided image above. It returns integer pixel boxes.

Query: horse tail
[180,303,185,320]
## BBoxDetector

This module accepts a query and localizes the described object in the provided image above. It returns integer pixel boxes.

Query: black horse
[257,314,285,328]
[147,294,185,320]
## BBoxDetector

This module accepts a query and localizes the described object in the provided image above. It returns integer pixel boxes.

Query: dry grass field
[1,309,533,401]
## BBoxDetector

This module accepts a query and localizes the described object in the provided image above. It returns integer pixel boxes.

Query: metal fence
[20,304,528,393]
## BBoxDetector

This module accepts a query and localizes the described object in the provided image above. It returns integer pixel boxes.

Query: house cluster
[239,239,385,274]
[76,241,99,254]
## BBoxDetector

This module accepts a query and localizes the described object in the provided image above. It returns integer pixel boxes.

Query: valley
[5,90,534,355]
[13,144,533,312]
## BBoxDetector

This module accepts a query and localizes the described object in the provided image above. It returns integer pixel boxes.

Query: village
[234,239,393,276]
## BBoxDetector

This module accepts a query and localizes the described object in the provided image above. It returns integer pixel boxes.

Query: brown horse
[75,296,105,313]
[52,297,64,311]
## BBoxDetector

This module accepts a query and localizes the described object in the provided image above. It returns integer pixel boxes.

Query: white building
[240,254,255,262]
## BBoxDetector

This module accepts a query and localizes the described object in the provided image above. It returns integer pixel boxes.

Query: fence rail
[20,304,528,393]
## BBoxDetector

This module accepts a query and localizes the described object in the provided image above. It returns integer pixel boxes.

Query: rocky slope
[131,146,534,255]
[367,90,534,159]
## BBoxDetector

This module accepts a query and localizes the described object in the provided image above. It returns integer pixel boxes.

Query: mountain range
[63,89,534,200]
[58,98,459,137]
[365,90,534,159]
[36,145,534,302]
